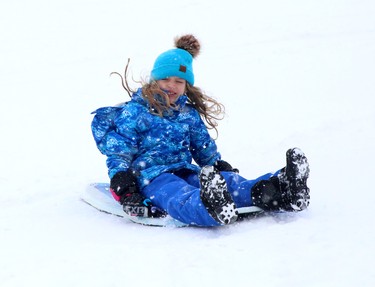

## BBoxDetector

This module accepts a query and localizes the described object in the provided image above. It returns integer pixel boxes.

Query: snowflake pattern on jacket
[91,88,221,188]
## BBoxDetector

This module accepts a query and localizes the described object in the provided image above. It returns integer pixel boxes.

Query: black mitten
[214,160,239,173]
[110,169,140,197]
[110,170,166,218]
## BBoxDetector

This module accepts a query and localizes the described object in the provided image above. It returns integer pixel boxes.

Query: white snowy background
[1,0,374,286]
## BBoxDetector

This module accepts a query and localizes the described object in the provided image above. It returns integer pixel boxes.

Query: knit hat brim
[151,65,194,85]
[151,48,195,85]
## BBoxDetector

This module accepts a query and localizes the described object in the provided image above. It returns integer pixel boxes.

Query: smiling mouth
[167,91,176,96]
[166,91,178,99]
[162,90,179,102]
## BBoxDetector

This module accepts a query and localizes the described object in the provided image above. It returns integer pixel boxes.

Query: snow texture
[1,0,375,286]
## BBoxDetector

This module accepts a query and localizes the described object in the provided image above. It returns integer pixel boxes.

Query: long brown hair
[111,59,225,136]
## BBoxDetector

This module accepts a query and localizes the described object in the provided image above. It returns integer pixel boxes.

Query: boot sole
[200,166,238,225]
[286,148,310,211]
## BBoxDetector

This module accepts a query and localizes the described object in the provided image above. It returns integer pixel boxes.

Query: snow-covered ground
[1,0,375,286]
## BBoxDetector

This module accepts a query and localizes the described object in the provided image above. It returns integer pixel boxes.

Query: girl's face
[157,77,186,103]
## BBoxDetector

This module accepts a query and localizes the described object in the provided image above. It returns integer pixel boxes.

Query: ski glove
[110,170,166,218]
[214,160,239,173]
[110,169,140,197]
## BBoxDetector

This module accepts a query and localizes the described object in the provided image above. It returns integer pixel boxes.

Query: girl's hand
[214,160,239,173]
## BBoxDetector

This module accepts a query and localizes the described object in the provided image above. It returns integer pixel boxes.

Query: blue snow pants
[142,170,280,226]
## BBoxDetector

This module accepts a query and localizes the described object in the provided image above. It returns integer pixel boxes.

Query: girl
[91,35,310,227]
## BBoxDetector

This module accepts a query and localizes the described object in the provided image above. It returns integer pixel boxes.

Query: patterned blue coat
[91,88,221,189]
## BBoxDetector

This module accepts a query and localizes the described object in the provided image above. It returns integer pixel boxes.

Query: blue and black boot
[279,147,310,211]
[251,148,310,212]
[200,166,238,225]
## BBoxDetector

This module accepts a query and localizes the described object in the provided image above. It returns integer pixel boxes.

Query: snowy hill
[1,0,375,286]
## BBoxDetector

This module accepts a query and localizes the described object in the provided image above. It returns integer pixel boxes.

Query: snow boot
[278,147,310,211]
[251,177,290,211]
[200,166,238,225]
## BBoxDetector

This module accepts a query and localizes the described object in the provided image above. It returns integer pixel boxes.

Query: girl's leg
[142,173,220,226]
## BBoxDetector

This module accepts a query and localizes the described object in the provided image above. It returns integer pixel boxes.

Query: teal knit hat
[151,35,200,86]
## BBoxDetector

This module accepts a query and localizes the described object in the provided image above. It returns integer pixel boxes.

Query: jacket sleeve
[91,105,139,179]
[189,109,221,166]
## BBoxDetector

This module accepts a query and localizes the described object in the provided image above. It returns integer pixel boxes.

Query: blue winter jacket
[91,88,221,188]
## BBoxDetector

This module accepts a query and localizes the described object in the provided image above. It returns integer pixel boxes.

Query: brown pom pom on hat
[174,34,201,58]
[151,34,201,85]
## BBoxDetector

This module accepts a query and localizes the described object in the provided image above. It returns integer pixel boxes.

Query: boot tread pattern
[200,166,238,225]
